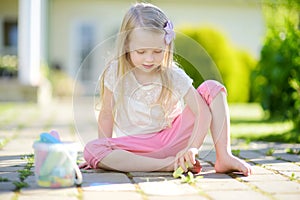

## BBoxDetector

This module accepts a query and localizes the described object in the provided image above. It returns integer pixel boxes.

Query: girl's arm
[98,86,114,138]
[175,87,212,171]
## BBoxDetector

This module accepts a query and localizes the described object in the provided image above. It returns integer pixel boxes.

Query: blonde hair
[99,3,175,114]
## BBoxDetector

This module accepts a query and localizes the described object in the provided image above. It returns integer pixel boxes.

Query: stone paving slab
[147,195,208,200]
[250,180,300,194]
[81,172,136,191]
[263,162,300,172]
[205,190,271,200]
[273,193,300,200]
[82,191,143,200]
[0,192,15,200]
[195,177,251,191]
[240,172,288,182]
[138,180,199,196]
[0,100,300,199]
[0,181,16,191]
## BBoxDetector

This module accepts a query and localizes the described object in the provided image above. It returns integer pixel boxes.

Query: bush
[0,55,18,78]
[251,0,300,130]
[46,68,75,98]
[175,26,256,102]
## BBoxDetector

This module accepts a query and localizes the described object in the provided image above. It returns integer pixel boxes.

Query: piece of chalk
[49,130,61,141]
[39,151,67,176]
[40,133,61,144]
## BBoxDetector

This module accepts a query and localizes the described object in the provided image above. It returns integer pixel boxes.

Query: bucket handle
[64,149,83,185]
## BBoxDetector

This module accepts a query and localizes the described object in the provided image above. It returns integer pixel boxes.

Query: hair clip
[164,20,175,45]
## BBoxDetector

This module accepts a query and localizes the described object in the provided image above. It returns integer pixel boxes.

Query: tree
[251,0,300,130]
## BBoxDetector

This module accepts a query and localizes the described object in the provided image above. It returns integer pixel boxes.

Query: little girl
[83,3,252,176]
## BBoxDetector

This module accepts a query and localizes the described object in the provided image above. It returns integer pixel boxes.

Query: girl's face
[128,29,166,73]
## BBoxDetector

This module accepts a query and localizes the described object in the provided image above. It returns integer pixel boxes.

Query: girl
[83,2,252,176]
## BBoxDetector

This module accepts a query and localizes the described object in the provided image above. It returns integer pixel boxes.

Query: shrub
[46,68,75,98]
[0,55,18,78]
[175,26,256,102]
[251,0,300,130]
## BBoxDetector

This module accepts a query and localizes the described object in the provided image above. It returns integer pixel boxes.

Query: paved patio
[0,99,299,200]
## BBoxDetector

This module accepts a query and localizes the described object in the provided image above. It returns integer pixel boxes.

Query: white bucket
[33,142,82,188]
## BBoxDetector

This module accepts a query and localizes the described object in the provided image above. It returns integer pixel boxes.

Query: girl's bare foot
[214,154,252,176]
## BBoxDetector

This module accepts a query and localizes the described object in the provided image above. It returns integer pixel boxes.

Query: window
[3,20,18,48]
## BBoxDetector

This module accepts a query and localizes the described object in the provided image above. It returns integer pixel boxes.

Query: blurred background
[0,0,299,133]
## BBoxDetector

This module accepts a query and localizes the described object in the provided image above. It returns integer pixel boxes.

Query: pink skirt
[84,80,226,168]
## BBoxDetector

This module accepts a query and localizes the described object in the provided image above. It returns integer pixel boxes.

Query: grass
[229,103,299,143]
[0,103,39,149]
[285,148,300,155]
[0,177,9,182]
[265,148,275,156]
[12,154,35,191]
[0,103,14,113]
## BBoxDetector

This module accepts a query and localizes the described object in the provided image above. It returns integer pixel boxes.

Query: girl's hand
[174,147,199,172]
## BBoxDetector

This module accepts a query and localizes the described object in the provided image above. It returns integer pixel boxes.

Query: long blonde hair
[100,3,175,112]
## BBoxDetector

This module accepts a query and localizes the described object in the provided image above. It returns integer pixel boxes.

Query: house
[0,0,265,101]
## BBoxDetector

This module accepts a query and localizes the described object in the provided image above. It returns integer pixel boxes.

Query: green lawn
[229,103,299,143]
[0,103,14,113]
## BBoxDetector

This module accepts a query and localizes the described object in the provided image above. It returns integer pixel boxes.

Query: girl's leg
[99,150,174,172]
[209,91,252,176]
[84,138,175,171]
[84,107,195,172]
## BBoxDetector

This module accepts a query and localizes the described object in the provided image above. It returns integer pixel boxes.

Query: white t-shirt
[104,61,193,137]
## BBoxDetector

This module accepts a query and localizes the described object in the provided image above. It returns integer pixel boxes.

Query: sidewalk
[0,100,299,200]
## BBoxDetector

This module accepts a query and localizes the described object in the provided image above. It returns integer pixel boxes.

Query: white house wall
[49,0,130,93]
